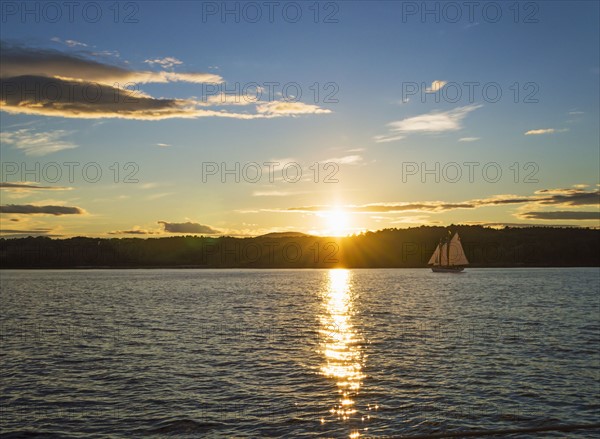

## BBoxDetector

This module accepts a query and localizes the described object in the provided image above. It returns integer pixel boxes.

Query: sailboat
[428,232,469,272]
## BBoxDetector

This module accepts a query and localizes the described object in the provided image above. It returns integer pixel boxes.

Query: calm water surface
[1,268,599,438]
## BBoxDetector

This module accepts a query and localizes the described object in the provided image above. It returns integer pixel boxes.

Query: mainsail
[448,233,469,266]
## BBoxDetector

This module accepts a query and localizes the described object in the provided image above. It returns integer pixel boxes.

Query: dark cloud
[158,221,220,234]
[519,211,600,220]
[0,228,53,234]
[0,43,222,84]
[0,204,84,215]
[1,75,202,120]
[0,182,70,190]
[282,189,600,214]
[535,190,600,206]
[108,229,158,235]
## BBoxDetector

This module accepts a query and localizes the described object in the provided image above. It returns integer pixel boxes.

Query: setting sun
[322,209,350,237]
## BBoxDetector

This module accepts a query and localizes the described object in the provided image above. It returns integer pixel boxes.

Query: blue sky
[1,1,599,237]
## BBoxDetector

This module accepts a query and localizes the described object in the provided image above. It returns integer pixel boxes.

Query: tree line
[0,225,598,268]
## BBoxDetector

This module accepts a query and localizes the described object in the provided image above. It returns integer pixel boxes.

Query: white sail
[428,244,440,265]
[448,233,469,266]
[439,243,448,266]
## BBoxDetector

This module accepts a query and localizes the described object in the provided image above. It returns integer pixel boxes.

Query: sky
[1,0,599,238]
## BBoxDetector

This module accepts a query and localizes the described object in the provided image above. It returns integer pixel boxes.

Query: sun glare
[323,209,349,237]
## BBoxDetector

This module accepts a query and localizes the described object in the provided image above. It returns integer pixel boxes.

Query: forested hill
[1,226,598,268]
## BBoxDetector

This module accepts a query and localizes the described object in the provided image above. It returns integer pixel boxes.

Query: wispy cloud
[324,154,363,165]
[463,22,480,30]
[144,57,183,69]
[0,129,77,156]
[139,183,160,190]
[256,101,332,116]
[518,211,600,220]
[198,92,260,107]
[524,128,569,135]
[146,192,174,200]
[375,104,482,143]
[374,134,405,143]
[51,37,88,48]
[459,137,480,142]
[252,190,291,197]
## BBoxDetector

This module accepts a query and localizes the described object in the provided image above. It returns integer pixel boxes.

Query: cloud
[256,101,332,115]
[1,43,222,84]
[0,182,72,190]
[325,154,363,165]
[524,128,569,135]
[425,80,447,92]
[146,192,173,200]
[390,215,432,224]
[284,202,476,213]
[158,221,220,234]
[0,204,85,215]
[0,44,332,120]
[0,228,57,237]
[0,75,212,120]
[459,137,480,142]
[144,57,183,69]
[271,188,599,214]
[533,188,600,206]
[198,92,259,107]
[375,104,482,143]
[518,211,600,220]
[0,129,78,156]
[252,190,291,197]
[463,22,480,30]
[139,183,160,189]
[156,143,171,147]
[374,134,405,143]
[108,228,159,235]
[1,76,296,120]
[51,37,88,48]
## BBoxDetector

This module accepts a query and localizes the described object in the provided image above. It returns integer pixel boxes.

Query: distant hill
[1,225,598,268]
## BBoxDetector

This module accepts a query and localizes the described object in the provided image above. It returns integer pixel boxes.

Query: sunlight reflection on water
[319,269,367,436]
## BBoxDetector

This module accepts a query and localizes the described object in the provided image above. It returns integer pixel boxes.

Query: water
[1,268,599,438]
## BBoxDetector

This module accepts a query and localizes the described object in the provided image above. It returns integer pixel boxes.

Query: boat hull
[431,266,465,273]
